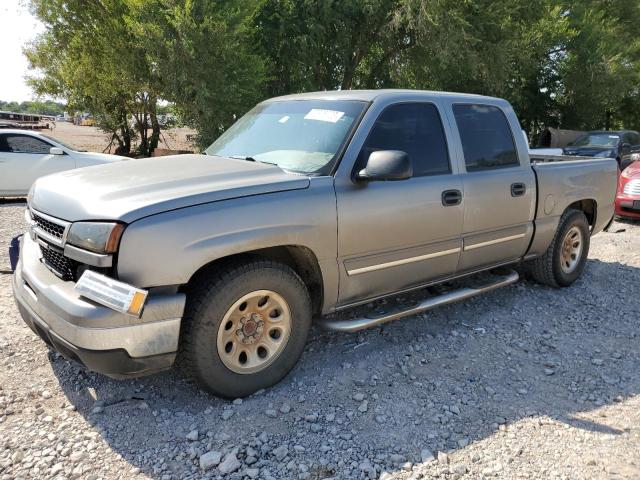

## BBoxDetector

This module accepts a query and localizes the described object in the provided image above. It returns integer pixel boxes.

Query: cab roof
[263,89,504,104]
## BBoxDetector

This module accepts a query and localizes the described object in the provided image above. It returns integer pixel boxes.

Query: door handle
[442,189,462,206]
[511,183,526,197]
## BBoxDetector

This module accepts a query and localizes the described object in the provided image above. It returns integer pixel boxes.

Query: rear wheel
[529,209,590,287]
[181,259,312,398]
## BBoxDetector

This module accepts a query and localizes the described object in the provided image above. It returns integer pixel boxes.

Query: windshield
[570,133,620,148]
[205,100,367,174]
[39,133,85,152]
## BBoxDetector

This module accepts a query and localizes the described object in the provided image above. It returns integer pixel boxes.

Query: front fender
[116,177,338,309]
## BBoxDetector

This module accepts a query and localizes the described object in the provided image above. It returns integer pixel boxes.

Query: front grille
[40,244,77,281]
[33,212,66,240]
[623,179,640,195]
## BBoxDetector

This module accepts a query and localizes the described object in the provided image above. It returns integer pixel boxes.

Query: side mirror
[621,143,631,152]
[356,150,412,181]
[49,147,64,155]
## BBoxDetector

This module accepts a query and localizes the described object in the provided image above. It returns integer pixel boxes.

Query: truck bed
[531,157,618,238]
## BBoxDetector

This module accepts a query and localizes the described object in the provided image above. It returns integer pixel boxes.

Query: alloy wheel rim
[216,290,292,374]
[560,226,583,274]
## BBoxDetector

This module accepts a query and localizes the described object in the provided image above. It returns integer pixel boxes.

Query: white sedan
[0,129,127,197]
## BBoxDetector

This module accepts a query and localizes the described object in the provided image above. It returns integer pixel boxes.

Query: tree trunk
[148,97,161,154]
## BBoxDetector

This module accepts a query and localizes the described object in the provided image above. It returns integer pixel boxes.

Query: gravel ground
[1,201,639,480]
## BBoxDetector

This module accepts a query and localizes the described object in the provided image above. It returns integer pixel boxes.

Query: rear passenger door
[447,103,536,272]
[335,101,464,305]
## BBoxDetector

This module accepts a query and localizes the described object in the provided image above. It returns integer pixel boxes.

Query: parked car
[615,161,640,219]
[12,90,617,397]
[563,130,640,170]
[0,129,127,197]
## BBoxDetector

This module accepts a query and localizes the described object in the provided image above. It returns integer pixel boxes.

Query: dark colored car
[563,130,640,170]
[615,161,640,219]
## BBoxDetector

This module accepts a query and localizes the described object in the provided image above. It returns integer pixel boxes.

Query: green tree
[554,0,640,130]
[26,0,266,154]
[127,0,267,146]
[26,0,143,154]
[253,0,407,95]
[0,100,66,116]
[24,0,640,151]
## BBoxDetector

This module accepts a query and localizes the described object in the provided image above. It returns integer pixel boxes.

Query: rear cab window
[453,104,519,172]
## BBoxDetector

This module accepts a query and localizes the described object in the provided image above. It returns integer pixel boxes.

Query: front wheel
[528,209,590,288]
[181,259,312,398]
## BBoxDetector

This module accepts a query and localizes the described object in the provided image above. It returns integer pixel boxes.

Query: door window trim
[452,102,521,172]
[353,101,453,179]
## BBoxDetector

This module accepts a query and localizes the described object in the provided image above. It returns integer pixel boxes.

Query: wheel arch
[566,198,597,230]
[186,245,325,316]
[526,198,597,259]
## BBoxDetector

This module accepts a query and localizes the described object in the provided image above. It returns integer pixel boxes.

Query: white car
[0,129,127,197]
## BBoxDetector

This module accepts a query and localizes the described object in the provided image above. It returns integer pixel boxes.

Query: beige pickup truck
[13,90,617,397]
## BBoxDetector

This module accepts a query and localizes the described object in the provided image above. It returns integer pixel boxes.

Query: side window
[623,133,639,146]
[5,135,52,154]
[0,135,9,153]
[453,104,519,172]
[358,103,450,177]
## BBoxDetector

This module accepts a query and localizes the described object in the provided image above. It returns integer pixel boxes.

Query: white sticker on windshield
[278,115,290,123]
[304,109,345,123]
[609,135,619,138]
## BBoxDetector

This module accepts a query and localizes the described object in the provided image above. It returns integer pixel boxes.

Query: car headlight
[66,222,124,253]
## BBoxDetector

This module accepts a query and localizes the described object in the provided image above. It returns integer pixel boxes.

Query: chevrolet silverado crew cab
[12,90,617,398]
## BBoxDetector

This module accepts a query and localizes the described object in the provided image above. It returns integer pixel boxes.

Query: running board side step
[318,270,520,332]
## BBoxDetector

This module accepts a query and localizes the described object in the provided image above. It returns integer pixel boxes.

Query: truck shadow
[48,257,640,479]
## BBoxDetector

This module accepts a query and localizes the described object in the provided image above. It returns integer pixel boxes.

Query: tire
[529,209,590,288]
[181,259,312,398]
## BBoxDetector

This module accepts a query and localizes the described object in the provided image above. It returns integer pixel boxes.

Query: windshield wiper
[230,155,257,162]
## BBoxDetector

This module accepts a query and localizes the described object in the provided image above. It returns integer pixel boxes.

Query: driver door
[335,102,464,306]
[0,133,74,195]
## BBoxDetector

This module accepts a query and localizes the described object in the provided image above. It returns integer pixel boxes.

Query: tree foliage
[0,100,65,116]
[25,0,640,151]
[26,0,265,154]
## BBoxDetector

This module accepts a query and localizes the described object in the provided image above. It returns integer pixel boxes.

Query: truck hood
[30,154,310,222]
[622,161,640,178]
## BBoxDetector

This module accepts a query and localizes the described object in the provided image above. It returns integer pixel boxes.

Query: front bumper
[615,195,640,219]
[12,234,186,378]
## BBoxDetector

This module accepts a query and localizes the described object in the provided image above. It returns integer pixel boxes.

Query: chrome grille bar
[29,208,71,247]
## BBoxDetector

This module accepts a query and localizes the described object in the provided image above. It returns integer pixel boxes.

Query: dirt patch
[43,122,198,154]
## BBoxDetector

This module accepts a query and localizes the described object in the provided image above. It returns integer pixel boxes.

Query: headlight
[66,222,124,253]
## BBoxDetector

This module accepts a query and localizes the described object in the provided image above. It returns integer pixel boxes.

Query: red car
[615,160,640,219]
